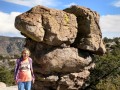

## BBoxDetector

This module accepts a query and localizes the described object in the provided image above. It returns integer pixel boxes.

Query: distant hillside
[0,36,25,58]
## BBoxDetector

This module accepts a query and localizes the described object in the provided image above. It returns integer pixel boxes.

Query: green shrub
[96,76,120,90]
[0,66,14,86]
[84,37,120,90]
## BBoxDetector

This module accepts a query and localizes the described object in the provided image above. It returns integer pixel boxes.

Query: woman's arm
[29,57,35,83]
[14,58,20,84]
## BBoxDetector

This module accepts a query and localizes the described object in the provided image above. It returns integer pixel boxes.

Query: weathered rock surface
[34,47,92,74]
[64,5,106,55]
[26,39,92,74]
[25,38,95,90]
[15,5,77,46]
[15,5,106,90]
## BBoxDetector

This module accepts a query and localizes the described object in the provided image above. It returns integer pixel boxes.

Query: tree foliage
[84,37,120,90]
[0,66,14,86]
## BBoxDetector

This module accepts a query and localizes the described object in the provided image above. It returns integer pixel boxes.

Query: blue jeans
[18,81,31,90]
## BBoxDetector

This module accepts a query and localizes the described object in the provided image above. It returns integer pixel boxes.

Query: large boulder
[64,5,106,55]
[15,5,77,46]
[26,41,92,74]
[34,47,92,74]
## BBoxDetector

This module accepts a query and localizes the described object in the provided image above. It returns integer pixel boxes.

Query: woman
[14,48,35,90]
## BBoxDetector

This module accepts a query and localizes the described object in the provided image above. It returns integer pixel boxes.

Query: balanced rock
[15,5,106,90]
[64,5,106,55]
[15,5,77,46]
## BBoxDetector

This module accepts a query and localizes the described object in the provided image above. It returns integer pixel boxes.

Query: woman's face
[22,50,29,59]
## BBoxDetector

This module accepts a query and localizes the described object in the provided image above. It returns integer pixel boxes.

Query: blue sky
[0,0,120,38]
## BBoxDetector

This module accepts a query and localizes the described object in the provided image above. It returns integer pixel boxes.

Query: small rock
[0,82,6,88]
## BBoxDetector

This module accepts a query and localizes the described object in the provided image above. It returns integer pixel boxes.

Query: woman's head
[21,48,31,59]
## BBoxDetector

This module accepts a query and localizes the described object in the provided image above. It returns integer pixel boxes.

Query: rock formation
[64,6,106,55]
[15,5,106,90]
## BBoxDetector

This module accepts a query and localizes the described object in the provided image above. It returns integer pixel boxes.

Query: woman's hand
[32,78,35,84]
[15,80,18,84]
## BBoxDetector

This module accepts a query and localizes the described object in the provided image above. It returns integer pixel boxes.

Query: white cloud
[100,15,120,38]
[64,2,77,8]
[100,15,120,33]
[4,0,60,7]
[0,11,23,37]
[112,0,120,7]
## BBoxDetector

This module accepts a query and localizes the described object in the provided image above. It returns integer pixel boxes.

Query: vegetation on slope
[84,37,120,90]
